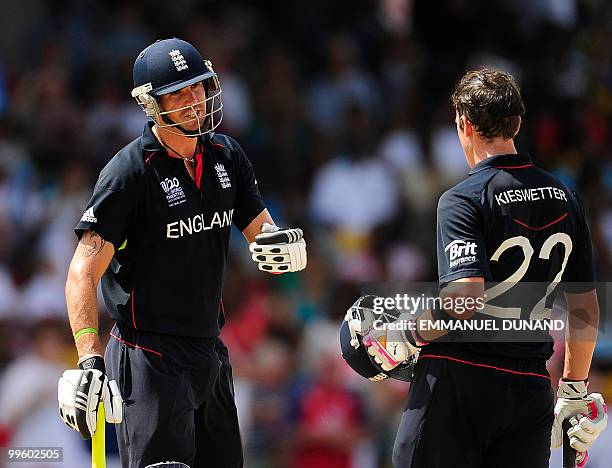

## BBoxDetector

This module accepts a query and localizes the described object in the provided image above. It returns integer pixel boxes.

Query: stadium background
[0,0,611,466]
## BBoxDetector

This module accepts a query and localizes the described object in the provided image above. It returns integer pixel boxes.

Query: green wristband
[74,327,98,341]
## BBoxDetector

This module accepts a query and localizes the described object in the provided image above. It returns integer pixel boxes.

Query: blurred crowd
[0,0,611,467]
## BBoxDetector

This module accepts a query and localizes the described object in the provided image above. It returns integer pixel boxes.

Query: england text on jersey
[166,210,234,238]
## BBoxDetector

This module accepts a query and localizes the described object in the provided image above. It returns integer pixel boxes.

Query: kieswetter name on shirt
[494,186,567,206]
[166,209,234,238]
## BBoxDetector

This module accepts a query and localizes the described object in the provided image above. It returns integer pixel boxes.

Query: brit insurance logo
[169,49,188,72]
[160,177,186,207]
[214,163,231,189]
[445,240,477,269]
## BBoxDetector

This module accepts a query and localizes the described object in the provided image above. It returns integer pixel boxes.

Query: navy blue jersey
[433,153,594,360]
[75,122,265,338]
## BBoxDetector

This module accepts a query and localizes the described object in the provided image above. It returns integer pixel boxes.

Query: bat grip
[92,402,106,468]
[562,419,576,468]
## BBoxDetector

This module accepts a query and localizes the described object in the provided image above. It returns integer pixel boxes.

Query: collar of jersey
[141,121,164,152]
[468,153,532,175]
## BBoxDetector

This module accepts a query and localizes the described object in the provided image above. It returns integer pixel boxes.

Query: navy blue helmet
[131,38,223,137]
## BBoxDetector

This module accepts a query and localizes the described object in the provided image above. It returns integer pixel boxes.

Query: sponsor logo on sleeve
[80,207,97,223]
[445,240,477,269]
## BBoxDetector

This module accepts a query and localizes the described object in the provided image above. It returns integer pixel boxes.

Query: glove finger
[258,262,291,273]
[288,240,307,271]
[569,416,582,433]
[568,426,597,444]
[249,242,289,255]
[575,417,598,433]
[588,393,605,405]
[104,380,123,424]
[251,252,290,264]
[569,437,589,453]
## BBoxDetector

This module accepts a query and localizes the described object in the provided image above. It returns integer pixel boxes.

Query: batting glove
[362,319,420,372]
[58,355,123,440]
[551,379,608,466]
[249,223,306,274]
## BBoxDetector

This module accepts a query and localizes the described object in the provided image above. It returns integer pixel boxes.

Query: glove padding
[552,380,608,459]
[58,355,123,440]
[345,295,420,372]
[361,317,420,372]
[249,223,306,273]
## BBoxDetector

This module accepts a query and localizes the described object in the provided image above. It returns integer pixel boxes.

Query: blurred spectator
[309,104,399,234]
[308,34,382,134]
[430,108,469,185]
[288,353,369,468]
[0,318,90,467]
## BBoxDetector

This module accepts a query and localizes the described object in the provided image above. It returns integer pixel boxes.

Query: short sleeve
[560,192,595,292]
[437,191,491,284]
[75,166,140,249]
[229,138,266,231]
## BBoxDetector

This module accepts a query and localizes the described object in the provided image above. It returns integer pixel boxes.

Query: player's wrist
[412,324,430,346]
[74,330,103,360]
[557,379,588,399]
[78,354,106,373]
[561,377,588,383]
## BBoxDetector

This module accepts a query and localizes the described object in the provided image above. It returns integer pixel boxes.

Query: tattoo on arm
[79,231,106,258]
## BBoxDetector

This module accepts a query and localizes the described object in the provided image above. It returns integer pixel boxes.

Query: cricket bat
[562,419,576,468]
[92,403,106,468]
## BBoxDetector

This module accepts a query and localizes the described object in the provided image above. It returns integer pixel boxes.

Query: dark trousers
[392,353,554,468]
[105,323,243,468]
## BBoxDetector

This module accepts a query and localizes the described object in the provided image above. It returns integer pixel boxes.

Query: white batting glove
[362,327,420,372]
[552,379,608,464]
[58,355,123,440]
[249,223,307,274]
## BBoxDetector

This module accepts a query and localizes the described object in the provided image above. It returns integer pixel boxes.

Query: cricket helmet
[131,38,223,137]
[340,295,418,382]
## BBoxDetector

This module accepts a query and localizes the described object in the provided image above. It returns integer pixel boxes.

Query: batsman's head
[451,67,525,167]
[131,38,223,138]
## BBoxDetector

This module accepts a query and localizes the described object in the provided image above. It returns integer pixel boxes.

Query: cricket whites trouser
[105,323,244,468]
[393,350,554,468]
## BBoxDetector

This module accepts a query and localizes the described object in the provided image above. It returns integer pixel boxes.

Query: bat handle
[92,402,106,468]
[562,419,576,468]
